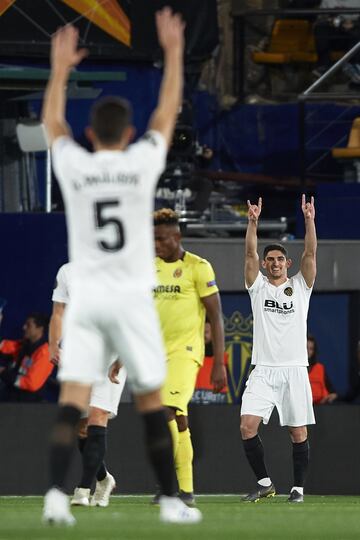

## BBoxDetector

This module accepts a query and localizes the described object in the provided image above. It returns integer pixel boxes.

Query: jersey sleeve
[52,266,69,304]
[194,259,219,299]
[246,271,264,295]
[51,136,89,183]
[294,271,313,294]
[128,130,167,181]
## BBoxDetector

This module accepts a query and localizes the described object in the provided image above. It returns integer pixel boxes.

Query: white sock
[258,477,272,487]
[291,486,304,495]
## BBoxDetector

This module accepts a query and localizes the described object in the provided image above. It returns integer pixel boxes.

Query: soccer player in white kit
[50,262,126,507]
[240,195,317,503]
[42,10,201,525]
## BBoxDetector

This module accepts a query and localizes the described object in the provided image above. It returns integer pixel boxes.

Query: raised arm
[42,25,87,145]
[300,194,317,288]
[148,7,185,148]
[245,198,262,288]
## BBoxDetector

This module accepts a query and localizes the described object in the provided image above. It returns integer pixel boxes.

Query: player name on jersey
[72,172,139,191]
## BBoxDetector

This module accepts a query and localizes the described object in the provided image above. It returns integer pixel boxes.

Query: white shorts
[86,365,127,419]
[240,365,315,427]
[58,289,166,395]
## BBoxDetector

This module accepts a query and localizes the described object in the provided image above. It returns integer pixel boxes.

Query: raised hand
[156,7,185,53]
[51,25,88,72]
[302,194,315,220]
[247,197,262,223]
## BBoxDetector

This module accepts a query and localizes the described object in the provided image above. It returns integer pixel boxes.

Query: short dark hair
[263,243,288,260]
[153,208,180,227]
[90,97,132,145]
[27,312,49,332]
[307,334,318,360]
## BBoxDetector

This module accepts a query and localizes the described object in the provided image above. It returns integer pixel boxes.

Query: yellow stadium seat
[332,118,360,159]
[252,19,317,64]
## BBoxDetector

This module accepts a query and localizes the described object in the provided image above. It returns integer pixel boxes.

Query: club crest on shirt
[173,268,182,278]
[284,287,293,296]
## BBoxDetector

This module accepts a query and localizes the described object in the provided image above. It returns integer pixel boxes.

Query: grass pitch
[0,495,359,540]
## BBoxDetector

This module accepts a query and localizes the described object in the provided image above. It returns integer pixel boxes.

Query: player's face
[261,250,290,280]
[154,225,181,262]
[23,318,42,342]
[307,339,315,359]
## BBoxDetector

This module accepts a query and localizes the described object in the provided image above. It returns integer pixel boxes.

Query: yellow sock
[175,428,194,493]
[168,419,179,456]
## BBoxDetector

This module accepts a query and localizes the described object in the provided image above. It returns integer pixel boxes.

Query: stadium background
[0,0,359,498]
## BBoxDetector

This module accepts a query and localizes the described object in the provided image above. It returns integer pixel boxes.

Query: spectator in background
[313,0,360,82]
[0,312,53,402]
[307,334,338,404]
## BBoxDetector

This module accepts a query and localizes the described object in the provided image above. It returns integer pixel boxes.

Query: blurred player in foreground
[50,262,126,507]
[41,8,201,525]
[241,195,317,503]
[153,208,227,505]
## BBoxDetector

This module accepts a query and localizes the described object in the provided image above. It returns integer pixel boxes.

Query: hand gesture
[51,25,88,72]
[156,7,185,53]
[247,197,262,223]
[302,194,315,220]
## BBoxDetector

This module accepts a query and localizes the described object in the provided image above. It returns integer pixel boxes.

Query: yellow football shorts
[161,353,201,416]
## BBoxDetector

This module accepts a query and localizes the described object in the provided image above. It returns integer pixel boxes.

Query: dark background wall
[0,403,359,495]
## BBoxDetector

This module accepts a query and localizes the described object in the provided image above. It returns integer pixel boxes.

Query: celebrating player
[42,9,201,525]
[49,262,126,507]
[240,195,317,503]
[153,208,227,504]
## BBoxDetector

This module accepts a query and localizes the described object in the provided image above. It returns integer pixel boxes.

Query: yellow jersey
[154,251,219,364]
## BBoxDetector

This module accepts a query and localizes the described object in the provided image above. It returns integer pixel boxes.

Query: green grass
[0,495,360,540]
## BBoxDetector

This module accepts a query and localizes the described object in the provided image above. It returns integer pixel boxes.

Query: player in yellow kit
[153,208,227,505]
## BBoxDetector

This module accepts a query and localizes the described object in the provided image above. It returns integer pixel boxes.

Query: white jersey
[52,261,127,416]
[52,262,72,304]
[52,131,166,294]
[247,271,312,367]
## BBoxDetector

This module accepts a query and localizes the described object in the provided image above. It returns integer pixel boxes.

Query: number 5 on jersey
[94,200,125,252]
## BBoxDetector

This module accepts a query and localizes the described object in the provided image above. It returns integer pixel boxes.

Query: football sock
[291,486,304,495]
[49,405,82,489]
[96,462,108,482]
[258,477,272,487]
[79,426,107,489]
[292,440,309,487]
[175,428,194,493]
[142,409,176,497]
[78,437,86,453]
[243,434,269,481]
[78,436,107,482]
[168,419,180,456]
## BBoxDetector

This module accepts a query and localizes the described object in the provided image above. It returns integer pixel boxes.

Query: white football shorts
[240,365,315,427]
[58,288,166,395]
[84,364,127,419]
